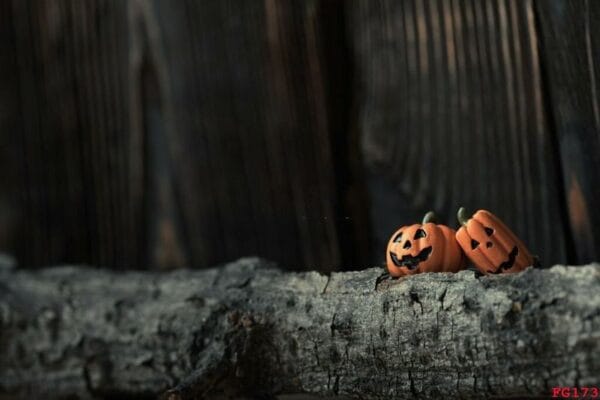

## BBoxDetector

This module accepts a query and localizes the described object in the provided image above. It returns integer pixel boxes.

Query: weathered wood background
[0,0,598,271]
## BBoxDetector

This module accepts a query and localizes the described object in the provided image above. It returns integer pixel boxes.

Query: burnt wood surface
[535,0,600,264]
[1,258,599,399]
[350,0,572,266]
[0,0,599,270]
[0,1,347,271]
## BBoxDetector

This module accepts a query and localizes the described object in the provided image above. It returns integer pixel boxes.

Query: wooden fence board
[350,0,572,265]
[3,0,145,268]
[535,0,600,263]
[0,0,344,270]
[146,0,342,270]
[1,0,598,270]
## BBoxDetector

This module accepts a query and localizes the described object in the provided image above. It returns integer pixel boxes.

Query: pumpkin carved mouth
[489,246,518,274]
[389,246,433,270]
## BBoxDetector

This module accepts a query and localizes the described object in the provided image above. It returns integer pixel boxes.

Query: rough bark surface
[1,258,599,399]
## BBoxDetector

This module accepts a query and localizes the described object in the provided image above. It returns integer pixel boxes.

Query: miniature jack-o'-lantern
[386,212,465,277]
[455,207,535,275]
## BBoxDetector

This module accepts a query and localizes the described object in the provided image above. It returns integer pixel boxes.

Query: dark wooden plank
[350,0,571,265]
[4,0,147,268]
[534,0,600,263]
[145,0,342,270]
[319,0,373,267]
[0,0,21,255]
[7,0,593,271]
[1,1,345,270]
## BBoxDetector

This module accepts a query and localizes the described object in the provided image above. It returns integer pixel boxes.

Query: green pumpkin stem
[457,207,470,226]
[422,211,436,224]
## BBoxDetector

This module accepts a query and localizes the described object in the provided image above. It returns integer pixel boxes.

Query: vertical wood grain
[351,0,571,265]
[2,0,598,270]
[5,0,146,268]
[150,0,342,270]
[1,0,345,270]
[0,0,20,255]
[534,0,600,263]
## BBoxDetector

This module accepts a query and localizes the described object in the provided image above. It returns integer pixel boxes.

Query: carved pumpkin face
[386,212,465,277]
[455,208,535,275]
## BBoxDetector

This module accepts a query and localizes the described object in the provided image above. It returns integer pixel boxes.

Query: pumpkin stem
[457,207,469,226]
[422,211,436,224]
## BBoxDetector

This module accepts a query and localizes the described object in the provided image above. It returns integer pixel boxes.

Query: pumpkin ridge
[386,213,464,276]
[443,226,461,272]
[484,210,534,269]
[439,225,453,271]
[472,213,511,255]
[475,210,534,268]
[478,210,530,251]
[456,208,536,274]
[464,219,497,270]
[439,225,448,271]
[475,210,519,244]
[425,222,442,270]
[413,224,422,255]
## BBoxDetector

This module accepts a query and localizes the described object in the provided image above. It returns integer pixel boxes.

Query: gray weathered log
[1,258,599,399]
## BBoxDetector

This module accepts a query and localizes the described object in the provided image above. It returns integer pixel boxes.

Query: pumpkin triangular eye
[484,227,494,236]
[393,232,403,242]
[414,229,427,239]
[471,239,480,249]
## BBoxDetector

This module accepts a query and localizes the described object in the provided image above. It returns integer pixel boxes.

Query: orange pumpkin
[386,212,465,277]
[455,207,535,275]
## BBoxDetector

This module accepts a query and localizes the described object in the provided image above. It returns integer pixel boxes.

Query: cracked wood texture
[1,258,599,399]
